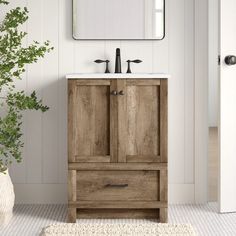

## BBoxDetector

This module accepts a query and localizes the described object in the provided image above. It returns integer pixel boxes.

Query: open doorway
[208,0,219,203]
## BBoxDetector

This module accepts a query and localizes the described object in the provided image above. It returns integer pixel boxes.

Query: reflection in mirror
[73,0,165,40]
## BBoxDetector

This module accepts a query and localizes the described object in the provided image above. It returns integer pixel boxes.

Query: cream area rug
[41,221,197,236]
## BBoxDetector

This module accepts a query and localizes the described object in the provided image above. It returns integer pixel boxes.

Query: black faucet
[126,59,142,73]
[94,59,110,73]
[115,48,122,73]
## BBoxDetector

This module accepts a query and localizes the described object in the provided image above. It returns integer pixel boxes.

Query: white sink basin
[66,73,170,79]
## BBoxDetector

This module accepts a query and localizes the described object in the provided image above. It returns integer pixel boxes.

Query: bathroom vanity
[67,74,169,223]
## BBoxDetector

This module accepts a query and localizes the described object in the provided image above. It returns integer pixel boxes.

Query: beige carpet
[41,222,197,236]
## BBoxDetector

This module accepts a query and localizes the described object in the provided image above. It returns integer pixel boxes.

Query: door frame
[194,0,209,203]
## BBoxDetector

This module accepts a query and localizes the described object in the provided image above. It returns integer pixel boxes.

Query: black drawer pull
[105,184,128,188]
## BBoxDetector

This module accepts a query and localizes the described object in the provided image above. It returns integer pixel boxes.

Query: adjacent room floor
[1,203,236,236]
[208,127,219,202]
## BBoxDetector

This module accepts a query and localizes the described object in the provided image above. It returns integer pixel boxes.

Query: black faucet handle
[94,59,110,73]
[94,59,107,63]
[126,59,143,73]
[130,59,142,63]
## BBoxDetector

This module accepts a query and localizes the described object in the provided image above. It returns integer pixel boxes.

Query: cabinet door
[68,80,117,163]
[124,80,168,163]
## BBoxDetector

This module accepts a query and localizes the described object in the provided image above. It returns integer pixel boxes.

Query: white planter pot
[0,169,15,225]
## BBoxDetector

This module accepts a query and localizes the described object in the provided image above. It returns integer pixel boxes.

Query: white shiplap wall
[5,0,195,204]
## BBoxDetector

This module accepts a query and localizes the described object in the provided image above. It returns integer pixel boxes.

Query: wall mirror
[73,0,165,40]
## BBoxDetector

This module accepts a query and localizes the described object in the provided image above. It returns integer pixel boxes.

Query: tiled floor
[1,203,236,236]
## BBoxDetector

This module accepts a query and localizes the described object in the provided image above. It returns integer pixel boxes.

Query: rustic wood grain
[160,79,168,163]
[75,155,110,163]
[68,208,77,223]
[126,155,161,163]
[74,79,111,86]
[68,80,76,162]
[68,170,76,201]
[76,171,158,201]
[68,170,76,223]
[117,80,127,162]
[159,208,168,223]
[159,170,168,223]
[75,85,109,157]
[77,209,158,219]
[110,80,118,163]
[69,201,167,209]
[68,80,111,163]
[126,84,160,161]
[126,80,161,86]
[68,78,168,222]
[69,162,167,171]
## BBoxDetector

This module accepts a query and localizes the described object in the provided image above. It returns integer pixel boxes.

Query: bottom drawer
[77,171,158,201]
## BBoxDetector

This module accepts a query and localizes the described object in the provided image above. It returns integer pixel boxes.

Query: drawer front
[77,171,158,201]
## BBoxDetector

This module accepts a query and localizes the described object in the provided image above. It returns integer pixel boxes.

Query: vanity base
[68,208,168,223]
[67,77,168,224]
[67,166,168,223]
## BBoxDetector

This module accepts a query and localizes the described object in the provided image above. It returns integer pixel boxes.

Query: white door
[219,0,236,213]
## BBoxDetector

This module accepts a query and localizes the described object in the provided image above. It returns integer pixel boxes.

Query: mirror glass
[73,0,165,40]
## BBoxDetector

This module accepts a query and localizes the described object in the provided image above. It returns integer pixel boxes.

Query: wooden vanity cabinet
[68,78,168,223]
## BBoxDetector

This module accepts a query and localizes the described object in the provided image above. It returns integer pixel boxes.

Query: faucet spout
[115,48,122,73]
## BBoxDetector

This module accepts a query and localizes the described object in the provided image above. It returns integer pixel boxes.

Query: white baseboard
[14,183,195,204]
[169,184,195,204]
[14,184,67,204]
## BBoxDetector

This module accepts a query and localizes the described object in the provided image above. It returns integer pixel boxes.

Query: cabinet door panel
[68,80,114,162]
[126,81,162,163]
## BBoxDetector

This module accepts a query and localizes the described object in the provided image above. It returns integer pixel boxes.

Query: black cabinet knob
[225,55,236,66]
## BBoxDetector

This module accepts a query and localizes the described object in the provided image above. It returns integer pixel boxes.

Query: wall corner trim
[194,0,209,204]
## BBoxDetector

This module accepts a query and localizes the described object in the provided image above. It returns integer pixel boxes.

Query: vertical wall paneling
[152,0,169,73]
[58,0,74,184]
[74,41,105,73]
[168,0,185,184]
[184,0,194,184]
[121,41,153,73]
[41,0,59,183]
[152,38,169,73]
[25,0,43,183]
[5,0,198,203]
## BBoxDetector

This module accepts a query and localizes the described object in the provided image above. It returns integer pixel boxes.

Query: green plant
[0,0,53,173]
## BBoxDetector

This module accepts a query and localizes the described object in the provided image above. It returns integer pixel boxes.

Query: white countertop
[66,73,170,79]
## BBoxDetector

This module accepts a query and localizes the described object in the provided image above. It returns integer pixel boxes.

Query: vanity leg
[68,170,77,223]
[68,208,76,223]
[160,208,168,223]
[159,169,168,223]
